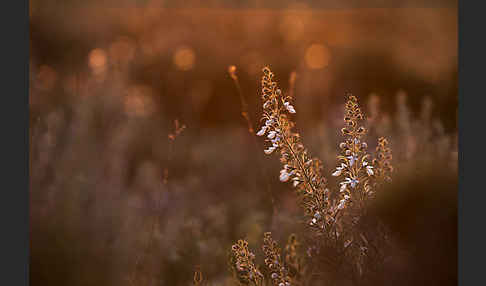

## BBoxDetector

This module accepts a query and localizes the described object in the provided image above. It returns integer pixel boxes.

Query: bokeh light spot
[173,46,195,71]
[305,44,331,70]
[88,48,107,74]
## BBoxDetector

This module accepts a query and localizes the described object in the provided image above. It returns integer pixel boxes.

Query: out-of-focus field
[30,2,457,286]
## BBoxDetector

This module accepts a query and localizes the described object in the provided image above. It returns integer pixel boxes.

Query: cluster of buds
[256,67,330,230]
[332,95,377,209]
[284,234,303,281]
[230,240,263,285]
[373,137,393,184]
[262,232,291,286]
[256,67,296,155]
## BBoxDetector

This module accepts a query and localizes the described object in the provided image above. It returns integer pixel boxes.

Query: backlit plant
[227,67,394,285]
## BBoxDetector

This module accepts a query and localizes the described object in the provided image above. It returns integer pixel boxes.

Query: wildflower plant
[256,67,331,233]
[230,239,264,285]
[262,232,291,286]
[372,137,393,185]
[332,94,376,209]
[229,67,394,285]
[255,67,392,222]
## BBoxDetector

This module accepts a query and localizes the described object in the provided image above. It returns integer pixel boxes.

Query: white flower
[279,170,290,182]
[284,102,296,113]
[340,183,347,192]
[347,154,358,166]
[311,218,317,224]
[332,170,342,177]
[342,177,359,189]
[264,146,276,154]
[338,194,350,210]
[366,165,374,176]
[332,163,347,177]
[256,126,267,136]
[337,200,346,209]
[267,131,277,139]
[292,179,300,187]
[265,119,274,126]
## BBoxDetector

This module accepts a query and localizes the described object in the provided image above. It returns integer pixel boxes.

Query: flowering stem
[275,106,319,196]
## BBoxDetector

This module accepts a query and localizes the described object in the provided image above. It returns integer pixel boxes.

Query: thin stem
[229,66,253,134]
[229,66,278,231]
[276,109,319,196]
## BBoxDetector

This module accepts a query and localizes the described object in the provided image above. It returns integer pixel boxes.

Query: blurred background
[29,1,457,285]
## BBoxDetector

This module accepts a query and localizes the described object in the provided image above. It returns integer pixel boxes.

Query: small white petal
[284,102,296,113]
[332,169,342,177]
[264,146,276,154]
[267,131,277,139]
[337,201,346,210]
[256,126,267,136]
[280,172,290,182]
[340,184,347,193]
[366,166,374,176]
